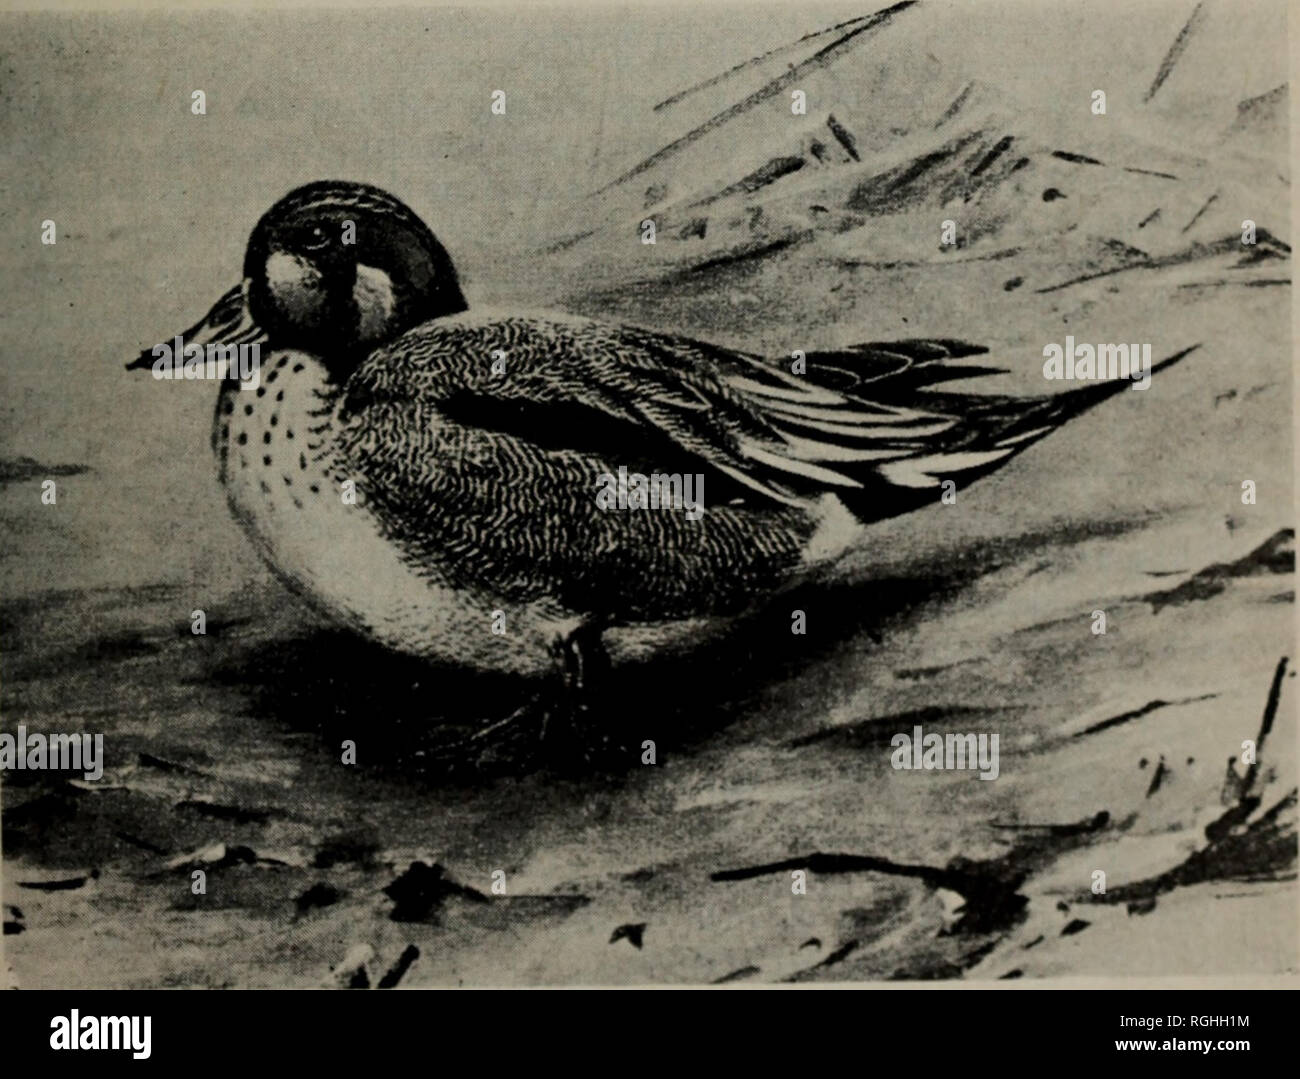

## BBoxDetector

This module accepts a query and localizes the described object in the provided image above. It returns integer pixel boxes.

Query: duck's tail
[729,340,1199,526]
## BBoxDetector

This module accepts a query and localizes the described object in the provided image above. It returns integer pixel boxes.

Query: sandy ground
[1,0,1295,986]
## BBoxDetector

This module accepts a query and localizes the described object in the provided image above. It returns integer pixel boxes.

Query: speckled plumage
[337,310,829,622]
[212,349,588,675]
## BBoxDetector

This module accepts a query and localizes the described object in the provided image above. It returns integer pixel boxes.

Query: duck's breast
[214,350,576,676]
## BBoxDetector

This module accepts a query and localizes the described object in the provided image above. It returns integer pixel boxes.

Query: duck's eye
[300,226,330,250]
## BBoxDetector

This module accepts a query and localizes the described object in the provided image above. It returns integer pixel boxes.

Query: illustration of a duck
[129,181,1193,723]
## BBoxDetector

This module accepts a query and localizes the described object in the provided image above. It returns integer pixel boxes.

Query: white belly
[214,350,580,676]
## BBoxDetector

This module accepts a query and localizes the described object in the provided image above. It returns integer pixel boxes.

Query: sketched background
[1,0,1294,986]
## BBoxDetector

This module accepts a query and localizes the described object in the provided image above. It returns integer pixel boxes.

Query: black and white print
[1,0,1294,988]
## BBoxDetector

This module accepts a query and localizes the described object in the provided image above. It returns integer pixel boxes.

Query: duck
[129,180,1195,705]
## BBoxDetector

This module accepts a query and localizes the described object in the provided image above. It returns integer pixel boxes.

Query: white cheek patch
[265,251,326,323]
[353,263,396,340]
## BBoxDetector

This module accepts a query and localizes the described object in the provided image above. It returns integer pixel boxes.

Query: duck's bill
[126,284,268,372]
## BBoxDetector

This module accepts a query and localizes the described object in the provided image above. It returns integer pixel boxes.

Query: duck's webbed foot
[438,623,619,773]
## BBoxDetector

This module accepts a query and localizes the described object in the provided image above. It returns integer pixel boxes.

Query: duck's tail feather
[800,338,1006,399]
[729,341,1199,524]
[931,342,1201,454]
[839,343,1199,522]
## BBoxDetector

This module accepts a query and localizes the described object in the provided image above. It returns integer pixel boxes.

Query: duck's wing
[338,313,1196,517]
[338,315,1003,510]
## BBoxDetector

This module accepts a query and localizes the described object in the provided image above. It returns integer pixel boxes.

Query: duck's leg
[554,621,611,712]
[545,622,616,761]
[445,622,614,770]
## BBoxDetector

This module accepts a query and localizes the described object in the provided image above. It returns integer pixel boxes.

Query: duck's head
[129,180,467,376]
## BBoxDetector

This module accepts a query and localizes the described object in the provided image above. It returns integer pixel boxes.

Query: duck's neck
[212,350,341,483]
